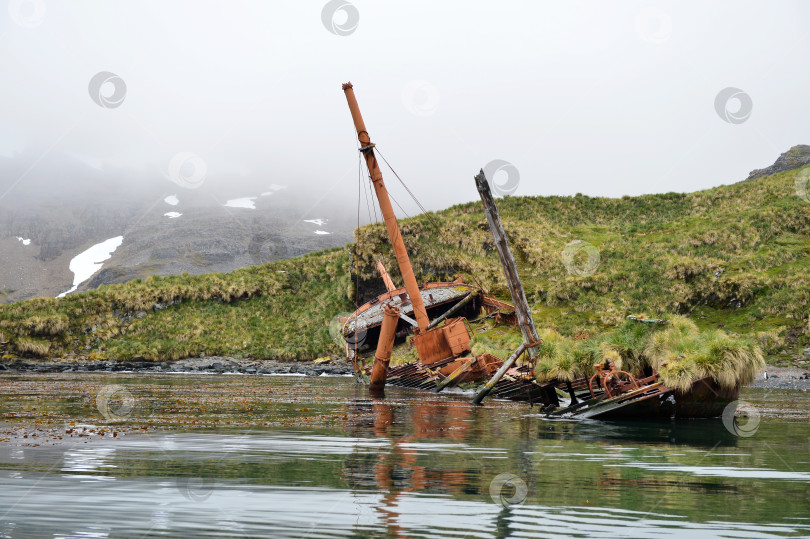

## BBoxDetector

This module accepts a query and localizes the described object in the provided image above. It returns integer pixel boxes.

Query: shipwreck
[338,82,763,420]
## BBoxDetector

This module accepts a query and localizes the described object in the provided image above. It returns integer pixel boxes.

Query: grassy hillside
[1,165,809,366]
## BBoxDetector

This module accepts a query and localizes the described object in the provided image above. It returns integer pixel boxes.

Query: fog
[1,0,809,216]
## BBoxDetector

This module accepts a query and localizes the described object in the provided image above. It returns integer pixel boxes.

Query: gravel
[748,365,810,391]
[0,356,354,377]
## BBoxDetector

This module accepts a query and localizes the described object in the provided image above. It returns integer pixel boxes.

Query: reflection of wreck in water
[343,395,475,491]
[339,390,745,537]
[342,395,487,537]
[338,82,741,420]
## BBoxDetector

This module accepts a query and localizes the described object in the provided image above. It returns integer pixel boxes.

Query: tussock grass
[534,316,764,392]
[23,314,69,336]
[650,322,764,391]
[0,248,354,361]
[13,336,50,357]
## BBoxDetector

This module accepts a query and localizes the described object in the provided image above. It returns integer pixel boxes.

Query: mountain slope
[1,158,809,366]
[0,151,353,303]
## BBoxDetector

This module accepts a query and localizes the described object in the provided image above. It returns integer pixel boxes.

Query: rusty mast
[342,82,430,331]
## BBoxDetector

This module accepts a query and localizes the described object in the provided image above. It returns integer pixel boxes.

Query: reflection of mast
[342,82,429,331]
[348,398,473,536]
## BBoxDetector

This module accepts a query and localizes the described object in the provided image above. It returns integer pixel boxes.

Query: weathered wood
[472,342,527,405]
[475,170,540,359]
[434,357,476,393]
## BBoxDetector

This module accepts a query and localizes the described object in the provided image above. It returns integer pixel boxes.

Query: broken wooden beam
[434,357,477,393]
[475,170,541,360]
[472,342,527,405]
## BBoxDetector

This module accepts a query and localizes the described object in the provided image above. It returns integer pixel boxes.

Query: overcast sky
[1,0,809,214]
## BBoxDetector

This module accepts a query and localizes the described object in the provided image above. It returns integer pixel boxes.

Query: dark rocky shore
[0,356,354,377]
[748,365,810,391]
[1,357,808,390]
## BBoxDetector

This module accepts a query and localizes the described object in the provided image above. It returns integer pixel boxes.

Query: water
[1,373,808,538]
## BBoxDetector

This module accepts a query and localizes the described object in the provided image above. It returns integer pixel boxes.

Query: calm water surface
[0,373,808,538]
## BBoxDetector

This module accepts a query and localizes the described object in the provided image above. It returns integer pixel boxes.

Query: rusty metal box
[413,318,470,365]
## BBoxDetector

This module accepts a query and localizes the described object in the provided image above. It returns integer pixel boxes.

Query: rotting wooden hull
[344,291,737,418]
[342,282,480,352]
[561,376,739,420]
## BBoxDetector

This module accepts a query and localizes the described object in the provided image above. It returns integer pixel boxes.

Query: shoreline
[1,357,808,389]
[0,356,355,377]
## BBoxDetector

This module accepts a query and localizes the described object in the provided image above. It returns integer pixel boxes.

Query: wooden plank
[472,342,527,405]
[435,358,476,393]
[475,170,541,359]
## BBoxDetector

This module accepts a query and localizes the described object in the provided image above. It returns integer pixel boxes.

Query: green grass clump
[649,322,764,391]
[532,329,601,382]
[533,316,764,392]
[13,336,51,357]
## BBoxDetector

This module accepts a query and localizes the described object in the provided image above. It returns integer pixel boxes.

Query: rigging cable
[388,190,411,219]
[374,146,489,294]
[353,136,365,367]
[360,150,379,225]
[375,147,442,232]
[364,151,411,218]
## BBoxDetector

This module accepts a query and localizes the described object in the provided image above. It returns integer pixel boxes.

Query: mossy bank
[1,161,809,368]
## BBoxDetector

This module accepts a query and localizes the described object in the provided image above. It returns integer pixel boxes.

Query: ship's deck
[342,282,475,336]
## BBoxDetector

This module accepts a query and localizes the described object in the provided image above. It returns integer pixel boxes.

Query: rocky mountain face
[746,145,810,181]
[0,152,354,304]
[76,203,352,293]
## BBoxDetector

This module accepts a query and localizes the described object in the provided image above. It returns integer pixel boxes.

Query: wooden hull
[570,377,739,420]
[342,282,480,352]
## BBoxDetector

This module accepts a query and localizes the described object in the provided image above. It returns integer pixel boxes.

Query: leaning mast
[342,82,430,331]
